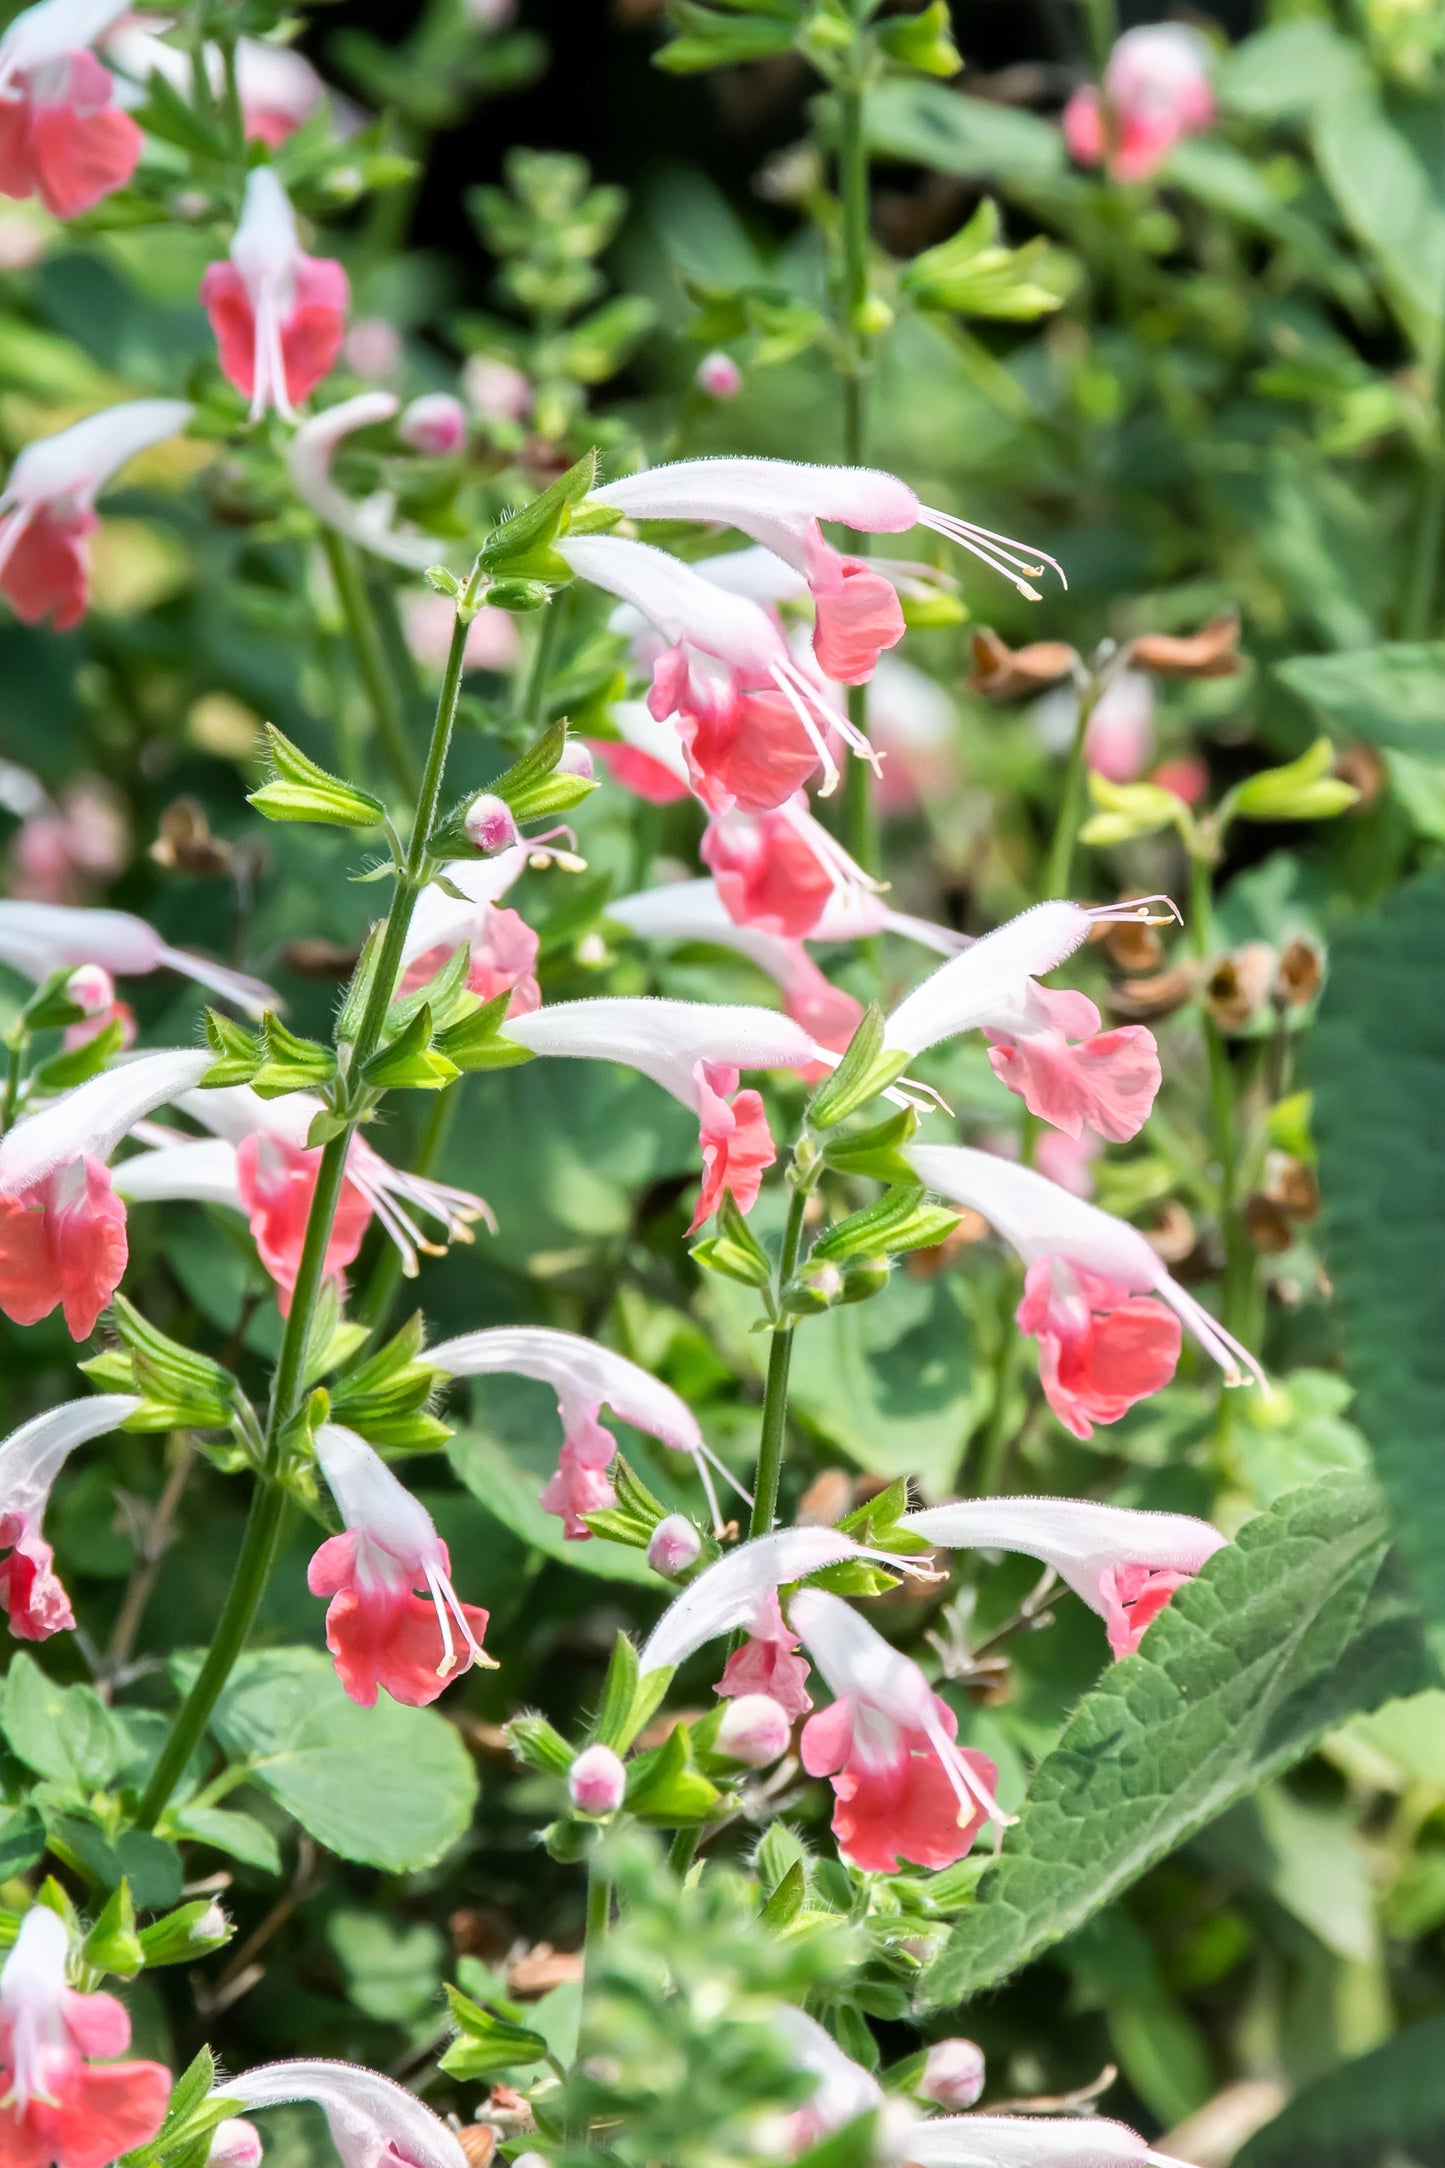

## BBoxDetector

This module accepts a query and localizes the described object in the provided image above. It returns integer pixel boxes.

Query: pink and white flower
[561,533,873,807]
[213,2061,469,2168]
[917,2040,985,2110]
[201,166,348,423]
[716,1693,791,1766]
[771,2007,883,2155]
[0,898,275,1016]
[106,22,334,150]
[0,398,192,632]
[207,2123,263,2168]
[568,1743,626,1816]
[308,1422,492,1708]
[591,701,694,805]
[286,394,445,569]
[0,0,141,222]
[906,2114,1190,2168]
[901,1495,1225,1658]
[1063,23,1215,185]
[908,1143,1266,1434]
[701,794,882,941]
[0,1904,170,2168]
[791,1587,1005,1874]
[886,901,1173,1143]
[0,1395,138,1640]
[427,1324,745,1538]
[398,393,467,457]
[0,1045,209,1338]
[591,458,1065,683]
[639,1526,907,1680]
[506,996,819,1235]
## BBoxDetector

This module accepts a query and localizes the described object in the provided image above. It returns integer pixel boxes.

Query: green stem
[321,529,420,802]
[0,1036,23,1133]
[586,1860,611,1951]
[218,34,245,164]
[135,582,479,1832]
[1079,0,1118,77]
[1044,678,1098,901]
[749,1181,810,1538]
[970,1260,1024,1495]
[521,594,564,729]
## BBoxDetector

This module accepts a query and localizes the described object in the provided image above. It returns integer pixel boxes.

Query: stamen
[778,658,882,775]
[769,662,840,795]
[922,1707,1017,1831]
[918,507,1069,599]
[697,1435,753,1510]
[1084,894,1183,929]
[425,1562,458,1678]
[776,796,888,900]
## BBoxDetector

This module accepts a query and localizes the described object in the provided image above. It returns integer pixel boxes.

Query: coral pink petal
[592,739,692,805]
[678,684,820,818]
[702,812,835,939]
[30,104,141,219]
[798,1695,854,1777]
[306,1530,362,1600]
[0,1523,76,1641]
[280,255,350,404]
[1062,85,1106,165]
[0,1191,62,1328]
[718,1635,813,1717]
[60,1991,131,2060]
[1100,1562,1188,1658]
[540,1444,617,1540]
[830,1728,996,1874]
[324,1584,489,1708]
[0,102,40,202]
[200,261,258,399]
[49,2061,171,2168]
[690,1075,774,1236]
[811,561,905,685]
[1,508,96,633]
[53,1157,127,1340]
[236,1134,372,1309]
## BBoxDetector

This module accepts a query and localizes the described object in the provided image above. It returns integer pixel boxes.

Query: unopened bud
[568,1743,626,1817]
[464,793,520,855]
[65,964,114,1017]
[782,1262,843,1314]
[464,355,532,422]
[839,1258,890,1304]
[208,2122,263,2168]
[919,2039,985,2109]
[399,392,468,457]
[556,739,594,780]
[715,1693,791,1768]
[696,351,742,399]
[647,1514,702,1578]
[485,578,551,613]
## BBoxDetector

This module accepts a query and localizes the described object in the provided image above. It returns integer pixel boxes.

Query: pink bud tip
[464,793,521,855]
[919,2039,986,2109]
[568,1743,627,1817]
[399,393,468,457]
[556,740,595,780]
[696,351,742,399]
[463,355,532,423]
[647,1514,703,1578]
[208,2123,263,2168]
[65,964,114,1017]
[715,1693,791,1768]
[344,318,404,383]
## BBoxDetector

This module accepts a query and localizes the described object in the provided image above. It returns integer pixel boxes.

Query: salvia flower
[0,1045,209,1337]
[155,1084,491,1308]
[0,1903,170,2168]
[568,1743,626,1816]
[0,0,141,221]
[402,845,573,1016]
[646,1513,702,1578]
[561,533,873,807]
[202,166,348,423]
[591,459,1066,686]
[1063,24,1215,186]
[591,700,693,804]
[214,2060,469,2168]
[701,793,883,941]
[398,392,467,456]
[0,1395,138,1640]
[906,2112,1188,2168]
[908,1143,1266,1435]
[0,397,193,631]
[507,997,819,1235]
[886,900,1177,1143]
[429,1323,744,1538]
[285,393,444,569]
[639,1526,909,1704]
[0,898,274,1015]
[716,1692,791,1767]
[771,2006,883,2155]
[207,2122,264,2168]
[901,1496,1225,1658]
[308,1422,492,1708]
[917,2039,985,2110]
[791,1586,1006,1874]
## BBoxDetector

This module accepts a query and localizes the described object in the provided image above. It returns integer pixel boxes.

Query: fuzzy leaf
[248,724,384,829]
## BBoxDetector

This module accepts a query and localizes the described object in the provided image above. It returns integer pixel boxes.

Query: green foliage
[1237,2013,1445,2168]
[247,724,385,829]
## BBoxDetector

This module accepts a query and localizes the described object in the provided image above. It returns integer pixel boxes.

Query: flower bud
[464,355,532,422]
[464,794,520,855]
[696,351,742,399]
[782,1262,843,1314]
[715,1693,791,1768]
[568,1743,626,1817]
[208,2122,263,2168]
[557,739,595,780]
[65,964,114,1017]
[344,317,403,382]
[399,393,468,457]
[918,2039,985,2109]
[647,1513,702,1578]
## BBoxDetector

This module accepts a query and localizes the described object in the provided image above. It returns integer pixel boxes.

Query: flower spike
[901,1496,1226,1658]
[909,1143,1266,1435]
[213,2061,469,2168]
[0,1395,139,1639]
[309,1423,493,1707]
[428,1324,746,1539]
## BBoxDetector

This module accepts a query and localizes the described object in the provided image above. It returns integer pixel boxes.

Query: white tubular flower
[110,1137,245,1210]
[428,1321,747,1535]
[213,2061,469,2168]
[0,1047,211,1198]
[901,1496,1226,1659]
[773,2006,883,2151]
[638,1527,901,1677]
[0,1395,140,1641]
[905,2116,1189,2168]
[0,0,131,84]
[0,899,275,1016]
[286,392,445,570]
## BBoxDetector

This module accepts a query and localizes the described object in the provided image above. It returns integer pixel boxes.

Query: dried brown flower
[968,629,1078,699]
[1274,935,1322,1008]
[1204,943,1276,1031]
[1107,966,1197,1022]
[1128,615,1242,679]
[149,797,232,878]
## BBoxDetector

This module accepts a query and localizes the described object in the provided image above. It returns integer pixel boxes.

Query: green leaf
[1312,81,1445,364]
[874,0,960,78]
[81,1293,236,1431]
[1227,738,1358,824]
[918,1476,1434,2006]
[51,1821,183,1911]
[2,1655,124,1789]
[165,1806,281,1876]
[434,991,533,1073]
[690,1187,773,1288]
[902,199,1062,320]
[654,1,799,74]
[1235,2012,1445,2168]
[362,1004,459,1092]
[248,724,385,829]
[198,1009,263,1091]
[626,1721,721,1823]
[0,1808,45,1880]
[28,1016,126,1093]
[807,1007,910,1129]
[1312,869,1445,1650]
[505,1714,575,1778]
[479,448,597,579]
[862,79,1065,184]
[250,1013,338,1098]
[81,1882,142,1978]
[583,1454,674,1549]
[820,1107,919,1188]
[759,1857,807,1926]
[592,1632,641,1752]
[182,1647,477,1871]
[1276,644,1445,761]
[440,1983,549,2080]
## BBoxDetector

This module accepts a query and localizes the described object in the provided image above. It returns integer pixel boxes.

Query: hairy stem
[322,529,420,801]
[0,1036,23,1133]
[135,582,479,1830]
[749,1179,810,1538]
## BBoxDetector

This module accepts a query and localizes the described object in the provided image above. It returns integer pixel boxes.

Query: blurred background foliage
[6,2,1445,2167]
